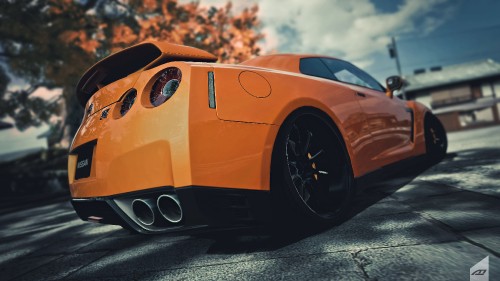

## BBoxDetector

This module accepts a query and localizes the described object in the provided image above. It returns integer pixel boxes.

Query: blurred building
[404,59,500,132]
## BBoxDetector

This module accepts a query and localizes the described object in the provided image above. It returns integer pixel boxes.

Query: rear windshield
[78,43,161,98]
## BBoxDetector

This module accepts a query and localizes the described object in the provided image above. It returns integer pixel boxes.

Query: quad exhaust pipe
[131,194,183,226]
[131,199,157,226]
[157,194,183,224]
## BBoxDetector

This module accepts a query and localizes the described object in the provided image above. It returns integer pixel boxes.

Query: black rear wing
[76,41,217,107]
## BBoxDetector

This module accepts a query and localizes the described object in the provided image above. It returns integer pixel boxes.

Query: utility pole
[388,36,407,100]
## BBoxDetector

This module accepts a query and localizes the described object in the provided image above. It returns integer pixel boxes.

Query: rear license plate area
[74,141,96,180]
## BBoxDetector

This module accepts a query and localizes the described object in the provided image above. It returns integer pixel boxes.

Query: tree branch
[0,52,17,58]
[83,0,99,10]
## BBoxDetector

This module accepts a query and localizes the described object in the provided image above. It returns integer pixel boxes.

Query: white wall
[415,94,432,108]
[481,80,500,97]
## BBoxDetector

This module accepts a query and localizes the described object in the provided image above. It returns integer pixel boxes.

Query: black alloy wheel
[425,113,448,161]
[272,109,353,227]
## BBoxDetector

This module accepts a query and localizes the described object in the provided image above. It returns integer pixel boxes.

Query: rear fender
[212,66,365,177]
[406,100,431,155]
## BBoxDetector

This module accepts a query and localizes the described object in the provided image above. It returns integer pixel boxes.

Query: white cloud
[258,0,454,64]
[30,87,62,101]
[189,0,455,67]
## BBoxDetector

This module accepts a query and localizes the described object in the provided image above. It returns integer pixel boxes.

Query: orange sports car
[68,41,447,233]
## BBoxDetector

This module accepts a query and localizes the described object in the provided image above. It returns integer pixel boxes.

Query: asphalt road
[1,126,500,281]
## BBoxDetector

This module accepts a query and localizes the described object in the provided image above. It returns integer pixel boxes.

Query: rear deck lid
[76,41,217,107]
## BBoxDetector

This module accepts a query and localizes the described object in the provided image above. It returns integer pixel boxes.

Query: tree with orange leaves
[0,0,263,146]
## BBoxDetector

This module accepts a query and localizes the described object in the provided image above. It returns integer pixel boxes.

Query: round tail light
[150,67,182,107]
[120,89,137,116]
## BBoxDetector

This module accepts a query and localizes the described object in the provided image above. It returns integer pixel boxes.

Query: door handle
[356,92,366,97]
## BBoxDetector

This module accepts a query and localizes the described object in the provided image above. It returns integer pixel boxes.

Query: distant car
[69,41,447,233]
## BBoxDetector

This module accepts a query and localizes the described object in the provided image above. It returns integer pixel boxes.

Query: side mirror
[385,76,403,99]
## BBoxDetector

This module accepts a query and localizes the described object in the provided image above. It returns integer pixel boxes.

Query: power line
[369,48,500,76]
[397,23,500,43]
[374,25,500,74]
[403,47,500,66]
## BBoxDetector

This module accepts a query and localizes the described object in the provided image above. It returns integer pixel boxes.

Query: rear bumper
[69,63,279,198]
[71,186,271,234]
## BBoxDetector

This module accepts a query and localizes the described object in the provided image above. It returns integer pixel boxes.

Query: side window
[321,58,385,92]
[299,58,335,80]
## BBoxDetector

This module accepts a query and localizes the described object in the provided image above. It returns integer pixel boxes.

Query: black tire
[271,108,354,229]
[424,113,448,161]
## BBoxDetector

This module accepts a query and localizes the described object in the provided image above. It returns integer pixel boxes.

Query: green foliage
[0,0,262,145]
[0,0,90,135]
[0,67,9,98]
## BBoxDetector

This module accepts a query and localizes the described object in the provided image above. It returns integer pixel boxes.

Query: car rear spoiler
[76,41,218,107]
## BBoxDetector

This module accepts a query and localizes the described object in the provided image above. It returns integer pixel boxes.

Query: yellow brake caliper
[430,128,439,144]
[308,152,319,181]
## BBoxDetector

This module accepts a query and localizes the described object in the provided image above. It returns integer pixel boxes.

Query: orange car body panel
[69,42,429,199]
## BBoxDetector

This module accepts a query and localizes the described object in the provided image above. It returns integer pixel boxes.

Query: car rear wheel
[425,113,448,161]
[271,109,353,228]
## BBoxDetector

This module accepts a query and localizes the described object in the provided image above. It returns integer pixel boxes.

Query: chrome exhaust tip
[132,199,157,226]
[157,194,183,224]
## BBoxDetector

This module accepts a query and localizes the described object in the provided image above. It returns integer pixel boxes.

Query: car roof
[240,54,338,74]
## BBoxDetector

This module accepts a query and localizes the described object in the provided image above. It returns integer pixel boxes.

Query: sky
[196,0,500,81]
[1,0,500,154]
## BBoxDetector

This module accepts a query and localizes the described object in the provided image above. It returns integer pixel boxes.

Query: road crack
[351,250,374,281]
[415,211,500,258]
